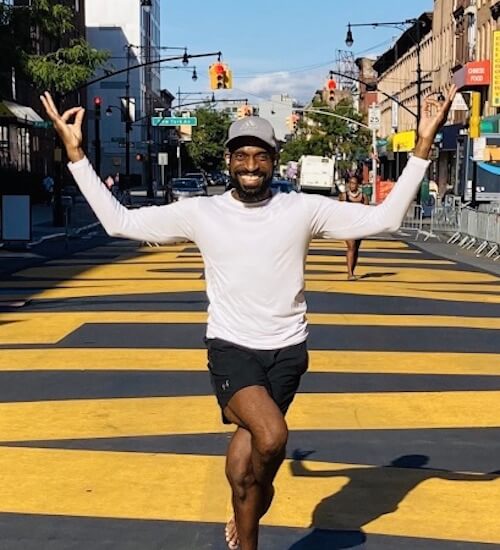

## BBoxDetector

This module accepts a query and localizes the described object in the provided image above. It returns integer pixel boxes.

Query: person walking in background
[42,174,54,206]
[339,174,369,280]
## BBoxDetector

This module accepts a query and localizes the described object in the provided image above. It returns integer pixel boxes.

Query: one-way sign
[151,116,198,127]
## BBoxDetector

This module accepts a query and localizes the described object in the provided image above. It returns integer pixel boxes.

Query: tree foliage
[280,97,371,172]
[185,106,232,172]
[0,0,108,98]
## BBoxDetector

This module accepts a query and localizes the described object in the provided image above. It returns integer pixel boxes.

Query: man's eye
[234,154,246,161]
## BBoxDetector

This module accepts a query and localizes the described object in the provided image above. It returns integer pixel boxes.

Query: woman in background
[339,175,369,280]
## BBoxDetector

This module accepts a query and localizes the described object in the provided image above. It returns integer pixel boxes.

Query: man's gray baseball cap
[225,116,278,151]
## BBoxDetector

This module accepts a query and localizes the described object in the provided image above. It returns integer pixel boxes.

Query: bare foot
[347,274,358,281]
[225,516,239,549]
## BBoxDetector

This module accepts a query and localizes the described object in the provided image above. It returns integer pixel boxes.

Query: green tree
[0,0,108,99]
[280,97,370,172]
[185,106,232,172]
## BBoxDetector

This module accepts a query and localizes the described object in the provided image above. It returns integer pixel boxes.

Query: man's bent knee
[254,423,288,461]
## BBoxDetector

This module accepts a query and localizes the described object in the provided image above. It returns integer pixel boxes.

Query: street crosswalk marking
[1,392,499,442]
[0,349,498,374]
[0,237,498,546]
[0,312,499,345]
[0,447,498,544]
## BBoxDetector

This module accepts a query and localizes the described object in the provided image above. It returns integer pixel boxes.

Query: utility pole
[94,96,102,176]
[125,44,131,177]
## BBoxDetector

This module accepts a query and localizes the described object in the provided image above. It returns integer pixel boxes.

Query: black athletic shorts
[205,337,309,424]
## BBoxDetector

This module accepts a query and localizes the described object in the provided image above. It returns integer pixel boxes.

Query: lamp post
[345,18,425,128]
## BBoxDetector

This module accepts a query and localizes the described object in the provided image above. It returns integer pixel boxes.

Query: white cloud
[231,69,326,104]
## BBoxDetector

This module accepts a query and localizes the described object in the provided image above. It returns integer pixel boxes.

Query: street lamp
[345,24,354,48]
[345,18,425,127]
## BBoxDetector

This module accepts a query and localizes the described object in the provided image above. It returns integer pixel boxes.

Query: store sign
[453,60,491,88]
[492,30,500,107]
[392,130,416,153]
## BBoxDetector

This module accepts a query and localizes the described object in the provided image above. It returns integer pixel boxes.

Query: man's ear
[273,153,280,167]
[224,152,231,167]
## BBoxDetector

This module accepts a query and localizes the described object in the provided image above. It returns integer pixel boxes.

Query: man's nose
[244,156,258,172]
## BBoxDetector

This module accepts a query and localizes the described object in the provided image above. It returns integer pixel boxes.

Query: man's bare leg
[223,386,288,550]
[224,426,279,548]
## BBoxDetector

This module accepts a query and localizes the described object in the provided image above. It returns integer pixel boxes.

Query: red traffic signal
[326,78,336,102]
[94,96,102,118]
[215,63,225,89]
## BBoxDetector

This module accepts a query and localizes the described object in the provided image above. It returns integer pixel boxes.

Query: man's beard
[230,171,273,203]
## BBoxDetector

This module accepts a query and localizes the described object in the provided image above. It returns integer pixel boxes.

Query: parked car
[184,172,209,191]
[169,178,207,202]
[270,179,296,194]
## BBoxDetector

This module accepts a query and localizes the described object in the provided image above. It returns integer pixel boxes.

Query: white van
[298,155,335,195]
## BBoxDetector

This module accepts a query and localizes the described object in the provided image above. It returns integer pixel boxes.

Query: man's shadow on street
[288,451,499,549]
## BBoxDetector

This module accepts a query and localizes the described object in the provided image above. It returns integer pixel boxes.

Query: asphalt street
[0,231,499,549]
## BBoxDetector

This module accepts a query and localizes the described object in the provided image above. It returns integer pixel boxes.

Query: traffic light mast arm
[329,70,418,119]
[174,98,249,110]
[66,51,222,94]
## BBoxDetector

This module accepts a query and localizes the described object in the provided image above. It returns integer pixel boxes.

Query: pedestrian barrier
[419,204,462,241]
[63,196,100,242]
[399,204,423,237]
[449,207,500,260]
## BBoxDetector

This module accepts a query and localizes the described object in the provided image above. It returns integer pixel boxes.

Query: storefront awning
[0,100,44,124]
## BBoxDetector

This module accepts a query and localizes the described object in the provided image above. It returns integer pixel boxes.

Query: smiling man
[40,87,456,550]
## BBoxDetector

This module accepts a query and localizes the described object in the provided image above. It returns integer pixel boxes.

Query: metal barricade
[419,204,461,241]
[399,204,423,237]
[454,207,500,259]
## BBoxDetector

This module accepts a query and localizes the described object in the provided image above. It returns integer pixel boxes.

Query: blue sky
[161,0,432,106]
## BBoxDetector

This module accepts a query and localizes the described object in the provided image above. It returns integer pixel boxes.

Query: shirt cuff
[408,155,431,168]
[67,157,90,170]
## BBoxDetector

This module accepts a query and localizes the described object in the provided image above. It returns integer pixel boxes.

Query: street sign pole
[368,105,381,204]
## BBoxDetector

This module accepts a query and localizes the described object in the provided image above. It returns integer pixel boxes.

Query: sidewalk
[399,231,500,277]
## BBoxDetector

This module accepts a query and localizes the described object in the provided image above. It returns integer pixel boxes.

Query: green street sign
[151,116,197,127]
[33,120,53,129]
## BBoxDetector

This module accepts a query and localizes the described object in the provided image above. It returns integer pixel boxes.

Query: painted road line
[1,392,500,442]
[0,447,497,544]
[0,312,498,345]
[0,349,498,375]
[0,278,495,304]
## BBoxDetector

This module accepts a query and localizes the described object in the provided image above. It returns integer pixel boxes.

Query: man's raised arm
[309,85,457,241]
[40,92,195,244]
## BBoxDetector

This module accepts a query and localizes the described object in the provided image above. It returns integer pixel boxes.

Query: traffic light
[325,78,337,103]
[469,91,481,139]
[291,113,300,131]
[135,153,144,162]
[209,62,232,90]
[94,96,102,119]
[237,105,252,118]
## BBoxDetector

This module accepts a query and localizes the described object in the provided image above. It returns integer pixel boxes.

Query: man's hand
[40,91,85,163]
[414,84,457,160]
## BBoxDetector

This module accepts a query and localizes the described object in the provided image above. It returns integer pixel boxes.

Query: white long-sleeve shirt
[69,156,429,349]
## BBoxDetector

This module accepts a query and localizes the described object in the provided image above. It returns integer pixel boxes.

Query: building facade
[0,0,87,179]
[85,0,162,183]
